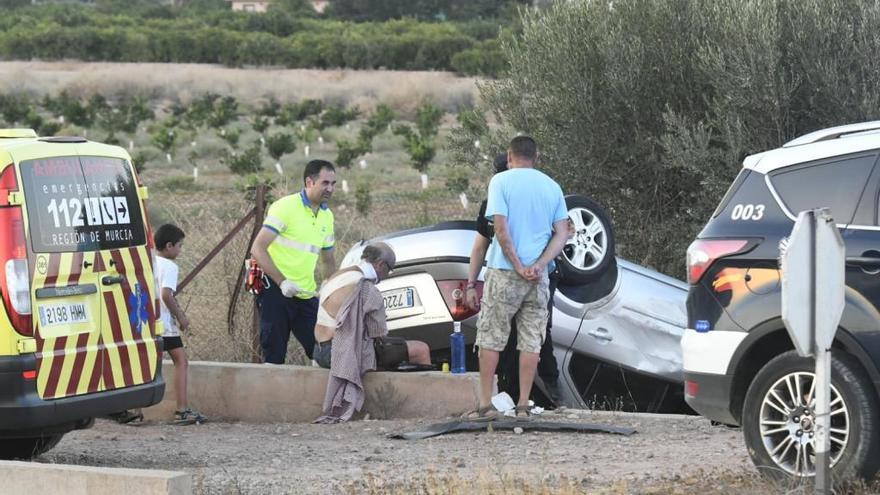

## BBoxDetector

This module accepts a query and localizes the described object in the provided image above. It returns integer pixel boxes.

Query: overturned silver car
[341,196,690,413]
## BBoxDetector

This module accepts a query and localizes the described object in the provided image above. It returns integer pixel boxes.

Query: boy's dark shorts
[163,335,184,351]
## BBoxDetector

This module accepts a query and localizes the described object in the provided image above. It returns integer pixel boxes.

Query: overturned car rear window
[20,156,146,253]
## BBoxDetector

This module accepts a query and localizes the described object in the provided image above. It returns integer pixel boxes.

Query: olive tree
[449,0,880,277]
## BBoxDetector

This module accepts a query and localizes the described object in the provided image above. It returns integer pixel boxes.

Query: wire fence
[148,186,480,364]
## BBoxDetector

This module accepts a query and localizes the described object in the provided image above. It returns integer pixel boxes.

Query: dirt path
[40,409,754,494]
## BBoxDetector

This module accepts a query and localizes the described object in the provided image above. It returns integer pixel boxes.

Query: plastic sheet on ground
[388,419,637,440]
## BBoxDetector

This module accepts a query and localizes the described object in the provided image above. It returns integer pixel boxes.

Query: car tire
[557,195,615,285]
[742,350,880,482]
[0,433,65,460]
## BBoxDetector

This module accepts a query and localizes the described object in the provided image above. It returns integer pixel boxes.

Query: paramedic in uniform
[251,160,338,364]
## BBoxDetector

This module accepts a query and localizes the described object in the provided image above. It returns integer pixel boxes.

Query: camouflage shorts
[475,268,549,354]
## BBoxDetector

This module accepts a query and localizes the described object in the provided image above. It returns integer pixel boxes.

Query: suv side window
[769,153,877,225]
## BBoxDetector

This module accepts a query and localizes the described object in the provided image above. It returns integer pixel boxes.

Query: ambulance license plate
[383,288,414,310]
[39,302,89,327]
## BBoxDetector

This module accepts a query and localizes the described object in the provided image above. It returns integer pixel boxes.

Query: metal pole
[815,348,832,494]
[812,210,831,495]
[251,185,266,363]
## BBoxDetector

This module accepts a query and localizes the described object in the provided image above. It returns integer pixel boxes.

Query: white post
[275,162,283,175]
[193,166,198,181]
[128,140,134,152]
[421,174,428,189]
[341,179,349,194]
[166,153,172,164]
[304,145,310,157]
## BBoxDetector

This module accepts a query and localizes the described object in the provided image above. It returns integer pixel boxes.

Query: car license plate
[383,288,414,310]
[38,302,89,327]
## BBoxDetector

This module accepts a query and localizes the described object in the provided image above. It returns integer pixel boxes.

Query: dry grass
[0,61,479,114]
[343,469,880,495]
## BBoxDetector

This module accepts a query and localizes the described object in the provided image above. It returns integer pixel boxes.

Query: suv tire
[742,350,880,482]
[557,195,615,285]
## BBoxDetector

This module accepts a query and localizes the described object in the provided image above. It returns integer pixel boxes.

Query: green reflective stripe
[273,236,321,255]
[264,215,285,231]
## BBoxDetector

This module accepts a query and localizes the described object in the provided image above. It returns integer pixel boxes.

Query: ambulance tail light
[437,280,482,321]
[0,164,33,336]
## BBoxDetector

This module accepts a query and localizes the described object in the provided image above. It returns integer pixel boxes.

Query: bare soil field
[38,408,768,495]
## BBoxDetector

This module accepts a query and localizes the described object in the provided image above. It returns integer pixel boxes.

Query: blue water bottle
[451,321,466,374]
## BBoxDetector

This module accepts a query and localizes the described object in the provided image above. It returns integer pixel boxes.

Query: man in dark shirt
[465,153,562,405]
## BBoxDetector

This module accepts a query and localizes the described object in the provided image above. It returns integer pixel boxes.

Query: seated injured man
[313,242,430,423]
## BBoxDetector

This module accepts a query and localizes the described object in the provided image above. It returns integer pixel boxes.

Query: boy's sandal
[514,405,534,421]
[461,405,499,422]
[110,410,144,425]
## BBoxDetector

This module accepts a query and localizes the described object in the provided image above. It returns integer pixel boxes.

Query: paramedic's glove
[280,279,316,298]
[280,279,302,298]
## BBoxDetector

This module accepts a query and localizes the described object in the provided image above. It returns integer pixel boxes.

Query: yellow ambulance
[0,129,164,458]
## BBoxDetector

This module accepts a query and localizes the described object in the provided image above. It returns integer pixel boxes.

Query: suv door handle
[587,328,612,342]
[845,256,880,267]
[101,275,125,286]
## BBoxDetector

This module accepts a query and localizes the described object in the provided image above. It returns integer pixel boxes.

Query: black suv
[683,121,880,481]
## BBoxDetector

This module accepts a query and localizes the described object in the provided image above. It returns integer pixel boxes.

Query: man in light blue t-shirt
[470,136,569,420]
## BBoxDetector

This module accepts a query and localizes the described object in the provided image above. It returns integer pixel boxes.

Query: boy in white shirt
[154,224,206,425]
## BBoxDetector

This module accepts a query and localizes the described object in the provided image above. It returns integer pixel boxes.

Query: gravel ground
[39,408,755,494]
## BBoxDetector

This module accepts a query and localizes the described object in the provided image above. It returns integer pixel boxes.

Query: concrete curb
[0,460,190,495]
[145,361,486,423]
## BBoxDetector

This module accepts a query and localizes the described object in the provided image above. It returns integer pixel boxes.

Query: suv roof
[743,121,880,175]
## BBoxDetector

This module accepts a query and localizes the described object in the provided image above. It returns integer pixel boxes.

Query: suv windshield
[19,156,145,253]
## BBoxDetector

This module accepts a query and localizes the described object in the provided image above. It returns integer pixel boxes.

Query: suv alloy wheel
[742,350,880,481]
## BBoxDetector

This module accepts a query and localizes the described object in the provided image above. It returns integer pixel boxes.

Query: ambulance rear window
[19,156,146,253]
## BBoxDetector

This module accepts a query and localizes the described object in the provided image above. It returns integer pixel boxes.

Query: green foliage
[0,93,32,125]
[354,104,395,154]
[150,122,178,153]
[0,11,505,74]
[131,149,155,173]
[43,91,95,127]
[218,128,241,149]
[394,124,436,173]
[361,104,395,139]
[444,166,471,195]
[275,100,323,126]
[258,98,281,118]
[270,0,316,16]
[394,102,443,173]
[208,96,239,128]
[240,174,278,204]
[265,132,296,161]
[335,138,369,169]
[222,142,264,175]
[354,180,372,216]
[320,105,360,128]
[155,175,201,192]
[415,103,444,137]
[450,0,880,277]
[251,116,271,134]
[326,0,528,22]
[451,39,507,77]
